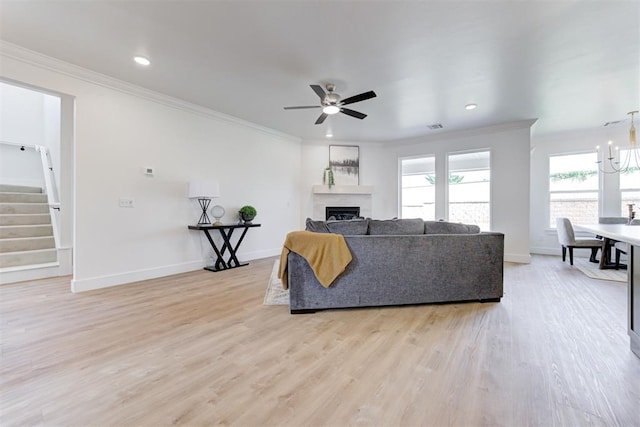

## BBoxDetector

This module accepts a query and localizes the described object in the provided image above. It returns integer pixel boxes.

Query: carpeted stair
[0,184,57,269]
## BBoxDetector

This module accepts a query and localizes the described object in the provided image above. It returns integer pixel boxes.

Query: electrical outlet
[144,167,154,176]
[119,197,134,208]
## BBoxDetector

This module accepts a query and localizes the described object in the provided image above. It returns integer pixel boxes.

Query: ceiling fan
[284,83,377,125]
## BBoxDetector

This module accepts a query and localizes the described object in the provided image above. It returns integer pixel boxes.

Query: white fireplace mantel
[312,185,374,195]
[311,185,374,219]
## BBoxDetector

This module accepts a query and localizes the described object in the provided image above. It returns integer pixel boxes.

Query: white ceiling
[1,1,638,142]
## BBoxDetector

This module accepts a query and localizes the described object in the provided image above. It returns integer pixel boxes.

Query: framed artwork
[329,145,359,185]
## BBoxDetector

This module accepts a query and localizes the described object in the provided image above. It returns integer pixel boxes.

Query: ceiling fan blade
[340,91,377,106]
[283,106,321,110]
[315,113,328,124]
[340,108,367,120]
[310,84,326,100]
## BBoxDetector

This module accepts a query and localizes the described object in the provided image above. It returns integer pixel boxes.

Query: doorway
[0,79,75,283]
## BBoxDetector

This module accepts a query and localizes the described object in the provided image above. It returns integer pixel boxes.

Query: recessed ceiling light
[134,56,150,66]
[465,103,478,110]
[326,132,333,138]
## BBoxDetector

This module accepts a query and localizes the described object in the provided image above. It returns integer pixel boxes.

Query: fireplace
[312,185,373,220]
[326,206,361,221]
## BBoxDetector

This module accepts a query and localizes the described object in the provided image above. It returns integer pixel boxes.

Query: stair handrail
[35,145,61,250]
[2,140,62,252]
[0,140,38,150]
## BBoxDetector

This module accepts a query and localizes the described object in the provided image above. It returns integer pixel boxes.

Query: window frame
[548,150,600,229]
[398,154,437,220]
[446,149,492,231]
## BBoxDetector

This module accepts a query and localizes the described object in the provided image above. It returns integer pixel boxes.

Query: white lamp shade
[188,180,220,198]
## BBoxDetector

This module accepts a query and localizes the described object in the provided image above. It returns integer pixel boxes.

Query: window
[549,152,598,227]
[620,149,640,216]
[400,156,435,220]
[448,151,490,230]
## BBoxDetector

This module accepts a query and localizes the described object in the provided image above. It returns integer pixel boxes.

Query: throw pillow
[326,219,369,235]
[424,221,481,234]
[305,218,330,233]
[305,218,369,235]
[368,218,425,235]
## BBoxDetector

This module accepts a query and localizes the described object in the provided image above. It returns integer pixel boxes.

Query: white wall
[530,125,630,255]
[1,46,302,292]
[0,81,61,190]
[385,121,534,263]
[0,81,55,188]
[0,80,62,202]
[43,93,62,191]
[299,140,392,220]
[0,144,43,188]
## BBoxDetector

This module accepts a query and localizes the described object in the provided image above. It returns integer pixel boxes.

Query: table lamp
[188,180,220,225]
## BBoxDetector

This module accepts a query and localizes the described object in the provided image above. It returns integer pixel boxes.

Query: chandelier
[596,110,639,174]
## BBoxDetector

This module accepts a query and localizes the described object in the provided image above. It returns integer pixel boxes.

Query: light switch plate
[119,197,134,208]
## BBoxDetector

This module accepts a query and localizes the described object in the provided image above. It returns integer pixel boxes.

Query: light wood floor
[1,255,639,426]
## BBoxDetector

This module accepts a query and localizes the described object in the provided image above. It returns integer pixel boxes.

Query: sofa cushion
[305,218,369,235]
[424,220,481,234]
[326,219,369,235]
[305,218,330,233]
[368,218,425,235]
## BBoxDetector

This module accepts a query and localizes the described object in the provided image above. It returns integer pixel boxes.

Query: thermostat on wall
[144,167,154,176]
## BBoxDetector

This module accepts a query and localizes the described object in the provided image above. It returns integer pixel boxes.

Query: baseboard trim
[0,263,62,285]
[71,249,281,293]
[57,247,72,275]
[530,247,561,256]
[504,253,532,264]
[71,260,205,293]
[243,248,281,261]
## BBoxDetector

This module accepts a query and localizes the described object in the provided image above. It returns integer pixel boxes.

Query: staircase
[0,184,58,270]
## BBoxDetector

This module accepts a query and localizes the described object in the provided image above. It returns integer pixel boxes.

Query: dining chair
[614,242,628,269]
[556,217,602,265]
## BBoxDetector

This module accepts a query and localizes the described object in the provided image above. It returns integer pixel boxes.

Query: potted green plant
[323,166,335,189]
[239,205,257,224]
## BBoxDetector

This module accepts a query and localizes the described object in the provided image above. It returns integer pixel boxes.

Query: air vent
[604,120,622,127]
[427,123,443,130]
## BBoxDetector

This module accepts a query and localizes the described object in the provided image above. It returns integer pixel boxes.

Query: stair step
[0,184,42,194]
[0,203,49,214]
[0,214,51,226]
[0,225,53,238]
[0,192,48,203]
[0,236,55,253]
[0,248,57,268]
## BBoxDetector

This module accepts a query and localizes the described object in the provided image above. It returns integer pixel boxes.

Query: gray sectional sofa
[287,218,504,313]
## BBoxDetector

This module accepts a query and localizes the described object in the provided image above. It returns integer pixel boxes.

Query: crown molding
[0,41,301,143]
[393,119,538,146]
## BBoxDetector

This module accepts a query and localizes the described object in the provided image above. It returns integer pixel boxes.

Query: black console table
[188,223,261,272]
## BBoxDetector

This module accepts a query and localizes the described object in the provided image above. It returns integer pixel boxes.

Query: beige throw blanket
[278,231,352,290]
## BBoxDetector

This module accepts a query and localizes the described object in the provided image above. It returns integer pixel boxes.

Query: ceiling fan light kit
[284,83,377,125]
[323,105,340,115]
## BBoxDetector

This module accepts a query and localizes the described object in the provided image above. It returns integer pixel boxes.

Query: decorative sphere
[211,205,225,220]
